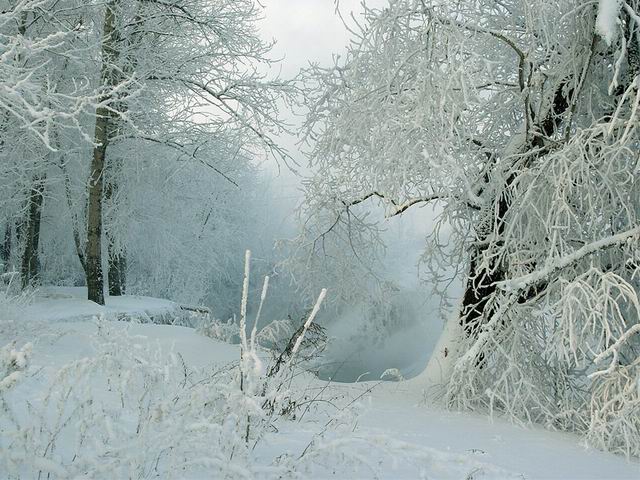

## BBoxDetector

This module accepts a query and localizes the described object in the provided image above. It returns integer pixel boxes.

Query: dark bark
[460,75,578,346]
[105,160,126,296]
[102,7,142,298]
[86,138,106,304]
[459,18,639,358]
[108,247,126,296]
[21,178,45,288]
[1,224,11,273]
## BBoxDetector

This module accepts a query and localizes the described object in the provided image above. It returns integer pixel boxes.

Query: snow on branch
[596,0,622,45]
[341,191,444,218]
[590,323,640,378]
[496,226,640,292]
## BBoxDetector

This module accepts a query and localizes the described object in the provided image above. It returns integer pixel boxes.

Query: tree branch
[496,226,640,292]
[341,191,444,217]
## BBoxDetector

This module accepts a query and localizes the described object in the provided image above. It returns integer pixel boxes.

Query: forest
[0,0,639,478]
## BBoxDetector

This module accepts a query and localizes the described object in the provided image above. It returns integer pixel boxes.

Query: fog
[248,0,454,382]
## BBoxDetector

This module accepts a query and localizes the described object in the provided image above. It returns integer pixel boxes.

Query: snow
[596,0,622,45]
[364,384,640,480]
[2,294,638,479]
[30,321,238,370]
[23,286,187,323]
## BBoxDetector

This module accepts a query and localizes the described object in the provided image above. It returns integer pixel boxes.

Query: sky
[256,0,385,196]
[253,1,373,225]
[259,0,373,77]
[255,0,436,271]
[258,0,375,176]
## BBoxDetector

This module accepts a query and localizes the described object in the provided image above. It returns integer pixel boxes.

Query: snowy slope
[1,295,638,479]
[22,287,198,325]
[362,384,639,480]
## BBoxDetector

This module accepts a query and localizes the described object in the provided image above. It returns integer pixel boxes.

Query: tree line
[0,0,291,306]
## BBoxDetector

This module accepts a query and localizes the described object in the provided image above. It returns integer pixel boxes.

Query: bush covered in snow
[0,311,339,478]
[2,252,455,479]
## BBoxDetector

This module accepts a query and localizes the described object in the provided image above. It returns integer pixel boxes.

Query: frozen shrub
[0,342,32,393]
[199,317,239,344]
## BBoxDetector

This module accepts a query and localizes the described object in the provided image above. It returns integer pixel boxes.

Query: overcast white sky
[254,1,433,276]
[260,0,369,77]
[256,1,389,193]
[255,1,364,201]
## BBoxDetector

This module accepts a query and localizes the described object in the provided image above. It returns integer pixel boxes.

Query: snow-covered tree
[0,0,292,306]
[299,0,640,456]
[0,1,103,147]
[0,0,124,288]
[82,0,292,304]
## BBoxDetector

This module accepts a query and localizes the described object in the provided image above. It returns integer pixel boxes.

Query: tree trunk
[103,5,142,298]
[62,162,87,276]
[108,249,126,296]
[105,161,126,296]
[87,131,107,304]
[106,177,126,297]
[420,75,579,389]
[86,1,119,305]
[457,21,635,348]
[1,224,11,273]
[21,177,45,288]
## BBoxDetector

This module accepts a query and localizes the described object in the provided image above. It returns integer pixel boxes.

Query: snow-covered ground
[22,287,200,325]
[1,294,638,479]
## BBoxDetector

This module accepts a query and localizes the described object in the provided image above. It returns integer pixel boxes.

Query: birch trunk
[86,0,119,305]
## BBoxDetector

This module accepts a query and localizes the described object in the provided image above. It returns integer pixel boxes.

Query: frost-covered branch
[497,226,640,292]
